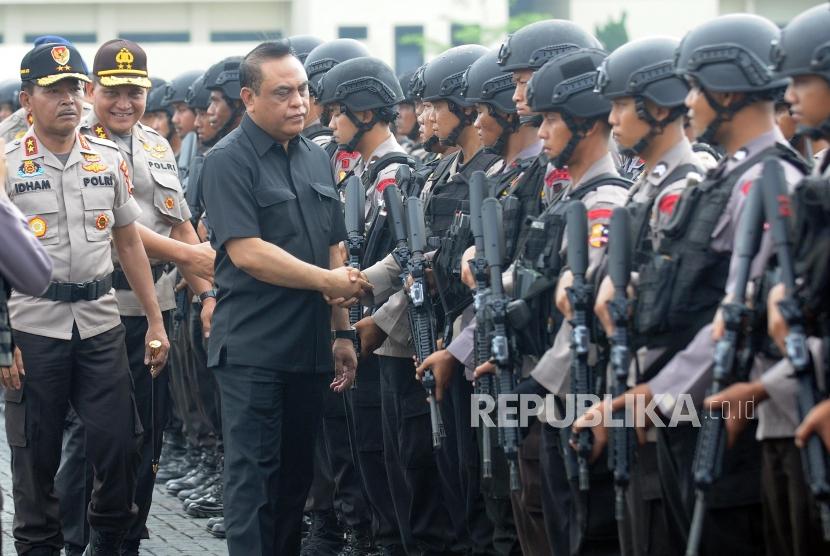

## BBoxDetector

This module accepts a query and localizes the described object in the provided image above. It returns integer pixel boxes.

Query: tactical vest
[627,163,699,267]
[635,144,809,344]
[511,173,632,356]
[423,149,500,241]
[361,152,424,268]
[499,156,547,261]
[792,175,830,322]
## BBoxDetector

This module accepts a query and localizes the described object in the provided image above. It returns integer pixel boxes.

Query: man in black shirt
[200,40,370,555]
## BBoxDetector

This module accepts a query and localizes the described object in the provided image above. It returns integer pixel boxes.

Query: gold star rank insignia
[25,137,38,156]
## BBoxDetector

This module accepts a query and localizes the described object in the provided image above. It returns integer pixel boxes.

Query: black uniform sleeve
[201,148,260,249]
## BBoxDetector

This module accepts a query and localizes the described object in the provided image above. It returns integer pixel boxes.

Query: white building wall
[0,0,507,81]
[569,0,720,42]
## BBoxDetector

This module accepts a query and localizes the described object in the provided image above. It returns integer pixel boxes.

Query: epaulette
[85,134,119,150]
[4,139,21,154]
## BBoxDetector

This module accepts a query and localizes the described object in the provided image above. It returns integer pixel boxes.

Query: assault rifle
[405,196,445,448]
[344,176,365,352]
[686,175,766,556]
[607,207,634,523]
[469,171,495,479]
[482,197,520,490]
[566,201,594,491]
[761,159,830,539]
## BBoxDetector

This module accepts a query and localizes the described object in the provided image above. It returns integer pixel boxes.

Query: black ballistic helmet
[497,19,602,73]
[595,36,688,155]
[421,44,488,107]
[185,74,211,111]
[203,56,242,101]
[409,64,427,100]
[772,4,830,139]
[163,70,203,106]
[527,48,609,118]
[146,86,173,116]
[675,14,786,144]
[463,48,517,114]
[286,35,324,64]
[674,14,786,94]
[463,48,518,155]
[527,48,609,167]
[421,44,488,146]
[304,39,371,98]
[318,57,404,112]
[318,57,403,151]
[0,79,20,112]
[398,71,416,105]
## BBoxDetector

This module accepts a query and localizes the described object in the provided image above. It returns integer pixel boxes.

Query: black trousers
[378,355,454,553]
[215,364,328,556]
[656,424,764,556]
[305,385,371,528]
[349,354,402,546]
[55,314,172,547]
[7,325,140,554]
[511,421,553,556]
[760,438,830,556]
[188,301,222,444]
[625,442,672,556]
[539,422,574,556]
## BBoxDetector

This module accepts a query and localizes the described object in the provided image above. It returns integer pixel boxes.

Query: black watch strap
[198,288,217,302]
[332,328,357,341]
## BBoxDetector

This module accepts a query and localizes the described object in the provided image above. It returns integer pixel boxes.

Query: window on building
[451,23,481,46]
[339,26,367,40]
[24,32,96,44]
[395,25,424,74]
[118,32,190,43]
[210,30,282,42]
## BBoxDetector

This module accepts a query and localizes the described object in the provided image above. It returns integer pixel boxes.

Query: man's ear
[19,89,31,113]
[240,87,255,111]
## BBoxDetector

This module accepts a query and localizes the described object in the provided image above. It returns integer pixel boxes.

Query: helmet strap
[440,101,476,147]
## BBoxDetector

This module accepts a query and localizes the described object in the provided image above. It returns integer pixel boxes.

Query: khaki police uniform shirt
[5,128,141,340]
[355,133,412,357]
[648,130,805,419]
[81,117,191,316]
[529,153,628,397]
[0,103,94,143]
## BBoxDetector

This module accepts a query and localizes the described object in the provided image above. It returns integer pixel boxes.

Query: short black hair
[241,40,294,94]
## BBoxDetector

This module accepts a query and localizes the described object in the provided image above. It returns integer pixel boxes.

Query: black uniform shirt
[201,114,345,373]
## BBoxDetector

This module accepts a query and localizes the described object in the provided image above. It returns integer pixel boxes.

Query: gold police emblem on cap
[51,46,70,66]
[29,216,47,238]
[115,48,134,70]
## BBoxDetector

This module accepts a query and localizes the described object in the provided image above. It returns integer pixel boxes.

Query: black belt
[39,275,113,302]
[113,264,166,291]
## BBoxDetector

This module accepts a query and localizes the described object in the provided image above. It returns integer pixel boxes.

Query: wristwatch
[332,328,357,341]
[198,288,217,303]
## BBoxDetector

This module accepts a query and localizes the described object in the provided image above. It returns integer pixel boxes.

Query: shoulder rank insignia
[28,216,47,238]
[94,124,110,140]
[24,136,38,156]
[18,160,44,178]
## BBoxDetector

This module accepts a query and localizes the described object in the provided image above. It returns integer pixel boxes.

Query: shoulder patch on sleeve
[377,177,396,193]
[589,222,609,248]
[587,208,612,221]
[658,193,680,215]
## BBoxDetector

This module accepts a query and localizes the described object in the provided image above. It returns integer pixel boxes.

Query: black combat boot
[300,509,345,556]
[83,528,127,556]
[338,527,375,556]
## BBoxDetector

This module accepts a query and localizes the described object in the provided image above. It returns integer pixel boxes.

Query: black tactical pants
[348,354,402,547]
[510,421,553,556]
[378,354,454,553]
[656,424,764,556]
[56,313,172,548]
[188,301,222,444]
[7,325,140,554]
[626,442,673,556]
[215,364,327,556]
[539,422,574,556]
[760,438,830,556]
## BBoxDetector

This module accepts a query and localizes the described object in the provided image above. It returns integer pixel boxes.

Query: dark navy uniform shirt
[201,114,346,373]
